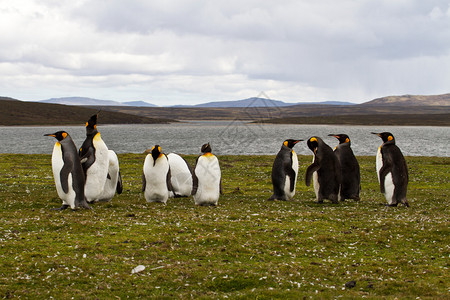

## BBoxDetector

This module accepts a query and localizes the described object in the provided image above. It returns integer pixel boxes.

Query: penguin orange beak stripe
[44,133,56,137]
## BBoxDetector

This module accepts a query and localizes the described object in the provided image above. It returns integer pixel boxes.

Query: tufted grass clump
[0,154,448,298]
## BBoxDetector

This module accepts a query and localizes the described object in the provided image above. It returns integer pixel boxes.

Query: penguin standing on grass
[44,131,90,210]
[192,143,222,206]
[305,136,341,204]
[167,153,193,197]
[79,114,122,203]
[268,139,302,201]
[372,132,409,207]
[329,134,360,201]
[142,145,173,204]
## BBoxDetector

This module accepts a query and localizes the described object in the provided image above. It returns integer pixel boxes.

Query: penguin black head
[201,143,212,154]
[307,137,319,154]
[151,145,162,162]
[44,131,69,141]
[85,113,99,135]
[329,134,350,145]
[372,132,395,144]
[283,139,303,149]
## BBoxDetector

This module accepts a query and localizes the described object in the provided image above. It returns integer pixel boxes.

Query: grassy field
[0,153,448,299]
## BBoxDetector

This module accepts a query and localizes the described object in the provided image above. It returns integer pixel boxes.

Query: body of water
[1,122,448,157]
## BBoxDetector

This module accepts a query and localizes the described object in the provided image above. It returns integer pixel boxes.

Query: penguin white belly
[376,147,382,183]
[376,148,395,204]
[384,173,395,205]
[51,143,76,209]
[167,153,193,197]
[311,155,320,200]
[98,150,120,202]
[194,155,221,205]
[143,156,170,203]
[284,152,298,199]
[85,135,109,202]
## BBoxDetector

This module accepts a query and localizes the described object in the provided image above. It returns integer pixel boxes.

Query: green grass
[0,154,448,299]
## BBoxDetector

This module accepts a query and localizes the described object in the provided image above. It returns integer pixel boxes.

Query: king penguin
[372,132,409,207]
[192,143,222,206]
[44,131,90,210]
[79,114,122,203]
[142,145,173,204]
[268,139,302,201]
[329,134,361,201]
[305,136,341,204]
[167,153,193,197]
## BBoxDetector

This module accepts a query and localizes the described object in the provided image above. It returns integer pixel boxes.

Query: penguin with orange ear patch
[372,132,409,207]
[305,136,341,204]
[192,143,222,206]
[44,131,90,210]
[142,145,172,204]
[329,134,360,201]
[268,139,302,201]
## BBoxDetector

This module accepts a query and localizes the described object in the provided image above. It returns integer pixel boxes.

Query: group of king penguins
[44,113,409,210]
[269,132,409,207]
[44,113,222,210]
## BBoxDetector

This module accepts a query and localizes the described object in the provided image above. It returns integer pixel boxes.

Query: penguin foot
[52,204,70,211]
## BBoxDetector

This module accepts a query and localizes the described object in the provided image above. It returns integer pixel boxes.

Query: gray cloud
[0,0,449,105]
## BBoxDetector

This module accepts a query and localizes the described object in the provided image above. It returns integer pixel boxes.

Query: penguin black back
[269,139,302,201]
[79,113,99,173]
[329,134,361,201]
[305,136,341,203]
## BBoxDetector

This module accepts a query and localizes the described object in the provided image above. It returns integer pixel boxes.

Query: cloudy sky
[1,0,449,105]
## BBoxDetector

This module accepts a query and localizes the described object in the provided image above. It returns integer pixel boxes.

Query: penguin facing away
[305,136,341,204]
[329,134,361,201]
[268,139,302,201]
[372,132,409,207]
[142,145,173,204]
[192,143,222,206]
[167,153,193,198]
[44,131,90,210]
[79,114,119,203]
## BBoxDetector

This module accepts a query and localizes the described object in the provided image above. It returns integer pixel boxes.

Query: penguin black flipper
[142,172,146,192]
[107,173,111,180]
[116,171,123,194]
[166,166,174,192]
[219,177,223,195]
[80,146,96,174]
[191,156,200,195]
[286,152,296,192]
[59,160,73,194]
[305,162,320,187]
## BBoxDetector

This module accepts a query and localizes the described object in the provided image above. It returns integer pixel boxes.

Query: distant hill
[123,101,157,107]
[0,96,20,101]
[0,99,173,126]
[39,97,157,107]
[193,97,354,108]
[362,93,450,106]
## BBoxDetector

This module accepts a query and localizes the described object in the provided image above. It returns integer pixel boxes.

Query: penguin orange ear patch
[158,146,161,153]
[62,132,68,139]
[345,138,350,143]
[388,136,393,141]
[283,141,288,147]
[85,122,89,127]
[310,137,317,142]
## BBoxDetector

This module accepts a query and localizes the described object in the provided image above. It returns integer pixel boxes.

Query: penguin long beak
[328,134,339,139]
[371,132,381,137]
[44,133,56,137]
[294,140,303,144]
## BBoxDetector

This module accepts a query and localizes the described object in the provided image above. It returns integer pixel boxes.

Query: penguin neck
[202,152,214,157]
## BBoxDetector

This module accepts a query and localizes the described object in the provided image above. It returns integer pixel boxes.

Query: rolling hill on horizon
[0,98,172,126]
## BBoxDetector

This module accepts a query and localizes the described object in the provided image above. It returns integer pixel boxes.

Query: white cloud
[1,0,449,105]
